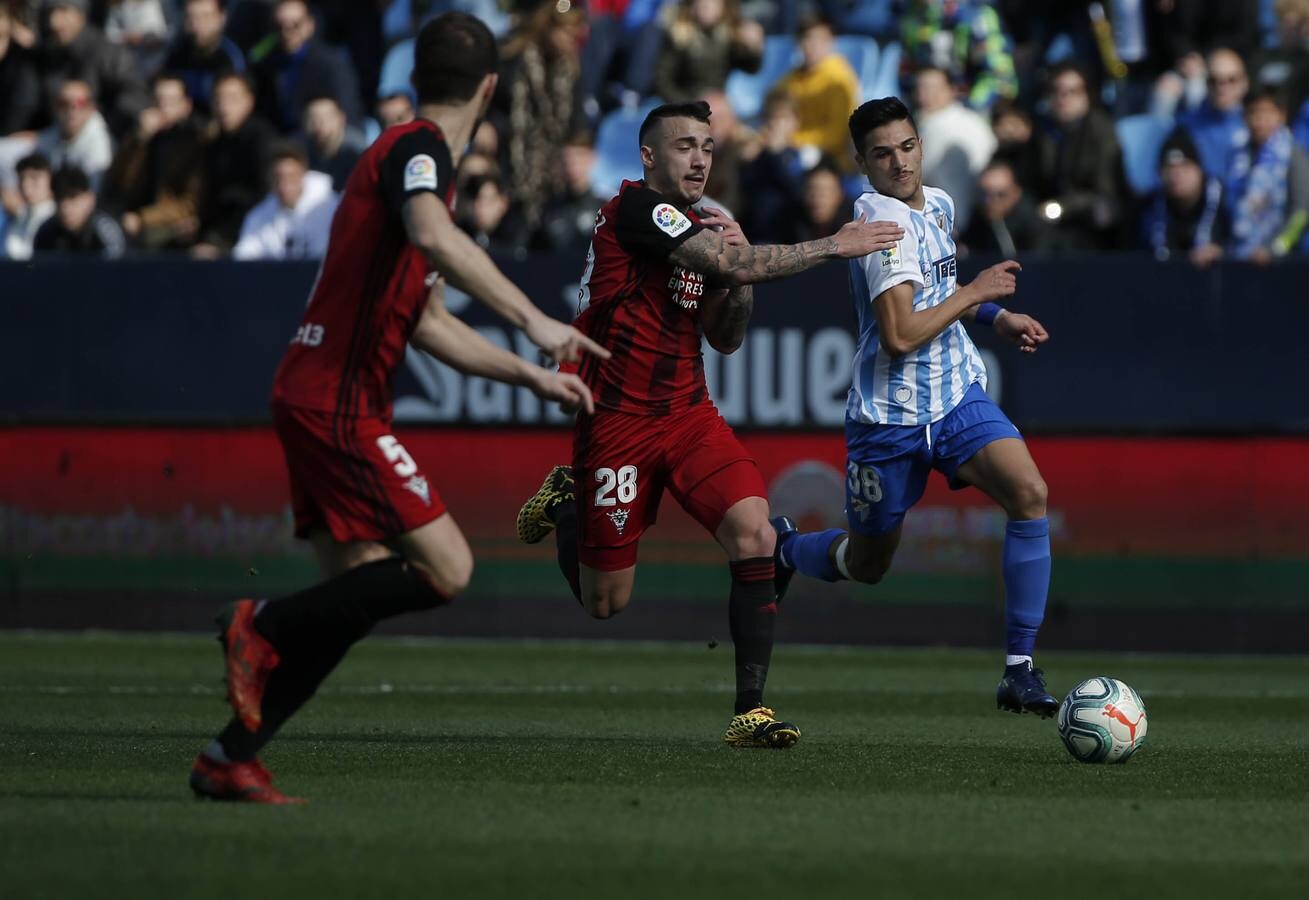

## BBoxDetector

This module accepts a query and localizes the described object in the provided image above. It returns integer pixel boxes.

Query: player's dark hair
[1245,85,1288,113]
[848,97,917,159]
[411,12,498,106]
[270,140,309,167]
[16,152,52,176]
[638,100,711,146]
[52,166,92,200]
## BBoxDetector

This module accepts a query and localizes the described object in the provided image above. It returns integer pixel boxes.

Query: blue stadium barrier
[590,97,664,197]
[725,35,796,121]
[834,35,879,101]
[1117,114,1176,196]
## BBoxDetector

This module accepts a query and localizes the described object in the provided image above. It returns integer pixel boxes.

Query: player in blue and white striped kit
[774,97,1060,716]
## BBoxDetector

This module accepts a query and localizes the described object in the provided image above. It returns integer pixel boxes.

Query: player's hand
[525,315,611,365]
[831,215,905,258]
[966,260,1021,303]
[698,206,749,246]
[527,368,594,415]
[994,311,1048,354]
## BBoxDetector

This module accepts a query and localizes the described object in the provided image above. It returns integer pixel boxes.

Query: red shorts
[272,401,447,542]
[573,402,766,570]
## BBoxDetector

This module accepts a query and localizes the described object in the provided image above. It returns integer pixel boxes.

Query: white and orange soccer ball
[1057,676,1148,764]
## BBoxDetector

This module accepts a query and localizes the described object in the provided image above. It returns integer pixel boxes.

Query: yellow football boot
[723,707,801,749]
[515,465,574,544]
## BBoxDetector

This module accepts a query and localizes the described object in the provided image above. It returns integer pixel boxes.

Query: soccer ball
[1057,676,1148,764]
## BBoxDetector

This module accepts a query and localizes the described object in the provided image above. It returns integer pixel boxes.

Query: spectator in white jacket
[35,79,114,191]
[232,142,337,260]
[913,65,997,232]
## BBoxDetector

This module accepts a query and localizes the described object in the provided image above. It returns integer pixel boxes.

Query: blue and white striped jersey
[845,186,987,426]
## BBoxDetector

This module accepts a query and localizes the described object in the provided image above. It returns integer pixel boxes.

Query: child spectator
[1226,88,1309,262]
[2,151,54,258]
[33,163,126,257]
[773,12,860,171]
[739,90,811,244]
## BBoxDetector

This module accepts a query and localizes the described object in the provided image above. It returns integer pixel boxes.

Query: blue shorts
[844,382,1022,537]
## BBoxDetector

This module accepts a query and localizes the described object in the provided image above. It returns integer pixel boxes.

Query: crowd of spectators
[3,0,1309,267]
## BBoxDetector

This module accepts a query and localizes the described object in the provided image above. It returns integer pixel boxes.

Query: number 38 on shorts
[847,460,883,504]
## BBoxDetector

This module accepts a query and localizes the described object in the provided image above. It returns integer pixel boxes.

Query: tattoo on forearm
[673,232,838,285]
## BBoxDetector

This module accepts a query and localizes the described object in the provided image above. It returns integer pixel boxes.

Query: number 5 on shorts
[594,466,638,507]
[847,460,883,503]
[377,435,418,477]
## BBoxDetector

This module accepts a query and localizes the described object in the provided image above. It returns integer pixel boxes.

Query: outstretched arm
[402,193,609,365]
[876,261,1022,358]
[409,282,595,413]
[669,215,904,287]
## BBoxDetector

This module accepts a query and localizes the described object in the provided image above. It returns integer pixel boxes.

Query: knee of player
[846,553,890,585]
[1010,477,1049,519]
[725,519,776,560]
[424,557,473,599]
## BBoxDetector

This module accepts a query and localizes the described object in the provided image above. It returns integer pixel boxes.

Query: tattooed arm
[700,284,754,354]
[669,216,904,288]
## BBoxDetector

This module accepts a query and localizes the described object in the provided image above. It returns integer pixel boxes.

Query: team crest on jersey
[652,203,692,237]
[404,475,431,506]
[607,508,630,534]
[935,211,947,231]
[404,154,438,191]
[879,241,901,268]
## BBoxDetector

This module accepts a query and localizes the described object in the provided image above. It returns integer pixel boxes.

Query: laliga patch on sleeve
[404,154,438,191]
[652,203,693,237]
[879,241,901,268]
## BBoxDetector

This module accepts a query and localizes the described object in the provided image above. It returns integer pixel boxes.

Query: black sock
[217,640,351,761]
[254,556,449,654]
[729,557,777,715]
[552,500,582,604]
[214,557,450,761]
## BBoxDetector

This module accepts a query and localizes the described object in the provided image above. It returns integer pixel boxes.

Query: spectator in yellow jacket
[773,13,860,171]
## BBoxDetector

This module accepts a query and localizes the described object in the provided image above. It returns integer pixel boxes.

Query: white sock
[834,537,851,579]
[203,740,230,764]
[1006,654,1033,668]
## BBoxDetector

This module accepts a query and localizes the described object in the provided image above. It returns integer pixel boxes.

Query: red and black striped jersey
[573,180,711,416]
[271,119,456,418]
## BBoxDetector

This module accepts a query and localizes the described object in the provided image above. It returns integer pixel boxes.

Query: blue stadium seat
[591,97,665,198]
[834,35,879,101]
[1117,114,1176,196]
[378,38,414,99]
[867,40,901,101]
[725,35,797,121]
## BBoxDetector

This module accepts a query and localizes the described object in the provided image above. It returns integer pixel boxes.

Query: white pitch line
[0,684,1306,700]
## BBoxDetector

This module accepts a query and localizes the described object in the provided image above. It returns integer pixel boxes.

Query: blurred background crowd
[1,0,1306,267]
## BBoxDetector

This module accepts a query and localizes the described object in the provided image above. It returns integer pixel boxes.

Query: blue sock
[779,529,846,582]
[1002,517,1050,656]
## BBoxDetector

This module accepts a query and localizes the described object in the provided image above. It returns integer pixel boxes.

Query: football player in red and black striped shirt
[517,101,903,747]
[189,13,608,804]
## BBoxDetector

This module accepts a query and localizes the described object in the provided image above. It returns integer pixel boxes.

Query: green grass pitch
[1,631,1306,899]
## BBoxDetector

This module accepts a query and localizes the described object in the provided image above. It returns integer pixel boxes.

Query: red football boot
[189,754,305,804]
[217,599,280,731]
